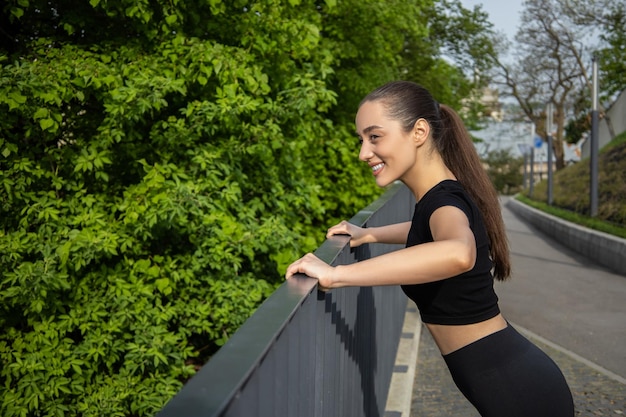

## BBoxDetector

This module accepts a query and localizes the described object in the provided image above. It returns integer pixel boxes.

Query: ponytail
[361,81,511,280]
[438,105,511,281]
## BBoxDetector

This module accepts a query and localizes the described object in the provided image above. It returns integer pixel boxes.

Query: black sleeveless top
[401,180,500,325]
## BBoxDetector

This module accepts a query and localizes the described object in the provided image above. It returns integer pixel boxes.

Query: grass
[516,130,626,239]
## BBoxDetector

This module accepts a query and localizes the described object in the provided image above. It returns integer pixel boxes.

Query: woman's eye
[369,135,379,141]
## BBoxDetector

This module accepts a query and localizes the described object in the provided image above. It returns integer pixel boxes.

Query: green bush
[0,38,328,416]
[0,0,497,415]
[484,149,524,195]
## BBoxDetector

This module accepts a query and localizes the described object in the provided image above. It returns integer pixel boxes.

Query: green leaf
[39,118,55,131]
[7,91,27,110]
[34,108,49,119]
[10,7,24,18]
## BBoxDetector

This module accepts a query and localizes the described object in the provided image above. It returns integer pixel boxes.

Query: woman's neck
[403,157,456,201]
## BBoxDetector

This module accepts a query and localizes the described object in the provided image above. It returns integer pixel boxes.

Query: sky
[459,0,524,41]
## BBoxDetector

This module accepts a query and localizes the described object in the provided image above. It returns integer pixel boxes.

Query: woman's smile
[371,162,385,175]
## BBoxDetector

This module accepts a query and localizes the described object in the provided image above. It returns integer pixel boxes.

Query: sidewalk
[391,197,626,417]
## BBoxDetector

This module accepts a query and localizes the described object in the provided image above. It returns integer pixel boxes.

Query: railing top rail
[157,182,407,417]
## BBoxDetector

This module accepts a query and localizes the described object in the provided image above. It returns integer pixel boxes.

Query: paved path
[408,197,626,417]
[498,197,626,377]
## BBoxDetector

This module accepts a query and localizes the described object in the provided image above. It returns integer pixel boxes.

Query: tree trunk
[553,103,566,170]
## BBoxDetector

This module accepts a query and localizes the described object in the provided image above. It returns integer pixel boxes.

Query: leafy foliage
[526,130,626,227]
[484,149,524,195]
[596,3,626,100]
[492,0,626,159]
[0,0,495,415]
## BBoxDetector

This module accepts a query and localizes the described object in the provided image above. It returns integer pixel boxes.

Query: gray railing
[157,182,415,417]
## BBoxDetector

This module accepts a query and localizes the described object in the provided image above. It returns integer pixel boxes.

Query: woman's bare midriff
[425,314,508,355]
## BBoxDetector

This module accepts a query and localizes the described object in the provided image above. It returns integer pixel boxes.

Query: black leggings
[443,324,574,417]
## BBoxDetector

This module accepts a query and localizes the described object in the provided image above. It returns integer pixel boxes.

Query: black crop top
[401,180,500,325]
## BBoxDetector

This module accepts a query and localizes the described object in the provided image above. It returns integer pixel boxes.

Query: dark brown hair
[361,81,511,280]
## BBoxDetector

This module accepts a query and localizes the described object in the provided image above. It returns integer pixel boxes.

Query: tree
[400,0,498,128]
[560,0,626,100]
[490,0,624,168]
[484,149,524,195]
[560,0,626,143]
[490,0,588,170]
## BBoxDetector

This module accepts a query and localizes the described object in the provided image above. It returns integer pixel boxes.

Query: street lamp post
[546,102,554,206]
[590,56,599,217]
[528,122,536,197]
[523,151,528,189]
[529,146,535,198]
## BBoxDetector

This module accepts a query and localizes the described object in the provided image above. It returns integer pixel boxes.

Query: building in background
[470,97,583,184]
[471,118,582,164]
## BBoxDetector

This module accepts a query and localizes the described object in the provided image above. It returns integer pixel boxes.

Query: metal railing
[157,182,415,417]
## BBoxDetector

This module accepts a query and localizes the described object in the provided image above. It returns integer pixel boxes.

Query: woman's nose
[359,141,373,162]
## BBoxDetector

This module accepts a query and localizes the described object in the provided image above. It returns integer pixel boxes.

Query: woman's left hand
[285,253,336,291]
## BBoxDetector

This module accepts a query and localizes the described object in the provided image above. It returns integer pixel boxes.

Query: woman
[285,81,574,417]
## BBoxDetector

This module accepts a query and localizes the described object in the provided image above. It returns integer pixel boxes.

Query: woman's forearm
[331,239,475,288]
[366,221,411,244]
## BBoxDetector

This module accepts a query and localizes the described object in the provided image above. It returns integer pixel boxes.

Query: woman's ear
[412,118,430,147]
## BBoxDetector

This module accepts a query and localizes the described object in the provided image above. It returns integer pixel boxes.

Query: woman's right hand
[326,220,372,248]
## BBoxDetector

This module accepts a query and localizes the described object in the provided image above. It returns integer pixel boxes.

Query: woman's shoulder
[417,180,474,219]
[419,180,466,204]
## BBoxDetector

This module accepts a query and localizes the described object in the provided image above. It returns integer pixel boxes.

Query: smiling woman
[286,80,575,417]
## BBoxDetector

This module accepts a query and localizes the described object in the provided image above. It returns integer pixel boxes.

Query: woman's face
[355,100,420,188]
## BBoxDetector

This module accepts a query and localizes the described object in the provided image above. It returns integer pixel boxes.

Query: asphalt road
[496,196,626,379]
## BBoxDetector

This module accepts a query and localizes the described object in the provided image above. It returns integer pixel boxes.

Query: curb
[506,198,626,276]
[384,300,422,417]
